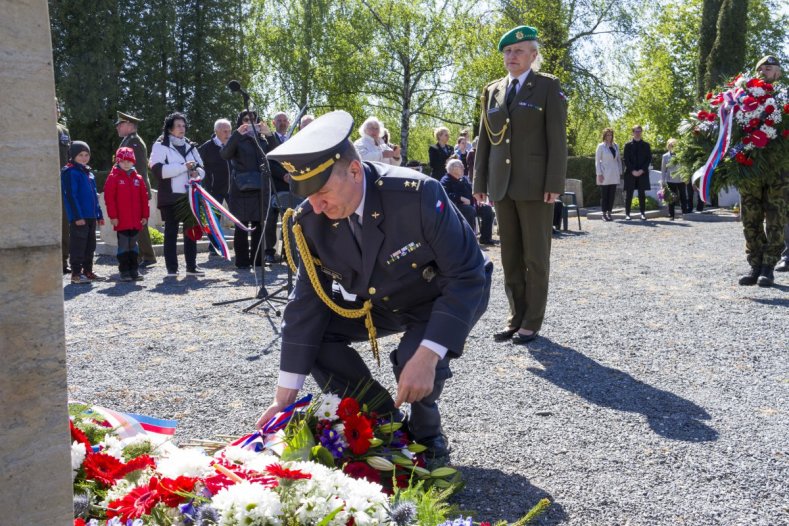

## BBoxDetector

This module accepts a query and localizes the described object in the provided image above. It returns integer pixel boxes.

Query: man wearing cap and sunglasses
[116,111,157,268]
[256,110,492,467]
[737,55,788,287]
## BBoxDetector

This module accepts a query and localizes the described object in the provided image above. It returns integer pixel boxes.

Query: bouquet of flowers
[676,73,789,201]
[68,397,551,526]
[656,183,676,206]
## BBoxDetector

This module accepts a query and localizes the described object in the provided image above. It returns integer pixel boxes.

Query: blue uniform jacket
[280,162,489,376]
[61,163,103,222]
[439,174,474,207]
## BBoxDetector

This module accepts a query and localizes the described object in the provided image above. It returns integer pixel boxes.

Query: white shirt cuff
[421,339,448,359]
[278,371,307,390]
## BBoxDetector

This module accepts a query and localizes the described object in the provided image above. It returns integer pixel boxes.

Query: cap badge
[516,31,524,39]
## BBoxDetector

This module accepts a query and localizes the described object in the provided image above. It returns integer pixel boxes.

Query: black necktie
[349,213,363,249]
[506,78,519,107]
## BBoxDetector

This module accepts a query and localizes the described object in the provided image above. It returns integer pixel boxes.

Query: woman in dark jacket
[623,125,652,220]
[428,126,454,181]
[221,110,271,268]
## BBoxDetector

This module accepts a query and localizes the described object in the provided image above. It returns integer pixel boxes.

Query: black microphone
[227,80,244,94]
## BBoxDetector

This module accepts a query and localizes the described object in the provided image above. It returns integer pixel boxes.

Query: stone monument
[0,1,74,522]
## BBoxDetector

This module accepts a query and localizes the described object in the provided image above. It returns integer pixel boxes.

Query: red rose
[750,130,769,148]
[783,104,789,114]
[765,119,775,127]
[764,83,773,92]
[782,130,789,139]
[157,476,198,507]
[746,78,760,88]
[707,112,717,122]
[735,152,747,164]
[705,92,713,100]
[337,398,360,420]
[745,158,754,166]
[764,105,775,115]
[748,118,761,128]
[107,477,161,521]
[343,414,374,455]
[74,520,86,526]
[742,136,752,145]
[343,461,381,484]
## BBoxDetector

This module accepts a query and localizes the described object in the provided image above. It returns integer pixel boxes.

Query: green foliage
[697,0,723,97]
[122,440,155,462]
[705,0,749,89]
[148,227,164,245]
[632,196,659,211]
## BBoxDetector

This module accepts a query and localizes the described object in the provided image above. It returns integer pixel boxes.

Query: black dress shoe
[493,328,518,341]
[775,259,789,272]
[512,331,539,344]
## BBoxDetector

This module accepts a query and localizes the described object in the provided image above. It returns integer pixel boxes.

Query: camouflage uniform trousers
[740,172,789,268]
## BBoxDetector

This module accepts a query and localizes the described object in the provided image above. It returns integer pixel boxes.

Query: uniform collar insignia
[371,211,380,219]
[332,221,339,228]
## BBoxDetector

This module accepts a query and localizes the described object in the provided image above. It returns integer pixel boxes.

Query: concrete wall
[0,1,74,523]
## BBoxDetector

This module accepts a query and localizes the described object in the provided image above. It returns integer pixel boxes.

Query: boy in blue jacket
[61,141,106,284]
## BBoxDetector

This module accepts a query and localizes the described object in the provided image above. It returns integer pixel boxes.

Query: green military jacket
[473,71,568,202]
[119,132,152,190]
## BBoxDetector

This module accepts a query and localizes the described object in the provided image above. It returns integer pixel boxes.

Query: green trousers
[494,196,554,332]
[740,173,789,268]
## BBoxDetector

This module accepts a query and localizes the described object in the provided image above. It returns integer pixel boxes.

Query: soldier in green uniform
[473,26,567,344]
[737,56,788,288]
[116,111,157,267]
[57,99,72,273]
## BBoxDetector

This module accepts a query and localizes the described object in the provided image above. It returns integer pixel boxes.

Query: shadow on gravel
[746,292,789,305]
[452,466,567,524]
[63,283,95,300]
[96,281,145,297]
[552,230,589,239]
[526,343,718,442]
[148,278,224,295]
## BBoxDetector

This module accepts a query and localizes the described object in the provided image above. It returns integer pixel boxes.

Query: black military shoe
[757,265,774,287]
[422,435,451,470]
[738,266,760,286]
[775,259,789,272]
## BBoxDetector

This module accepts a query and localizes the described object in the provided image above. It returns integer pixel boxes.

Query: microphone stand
[212,80,290,316]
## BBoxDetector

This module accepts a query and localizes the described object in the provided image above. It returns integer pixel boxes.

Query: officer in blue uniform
[256,111,492,465]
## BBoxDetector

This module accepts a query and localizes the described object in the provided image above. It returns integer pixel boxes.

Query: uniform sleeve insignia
[436,199,445,213]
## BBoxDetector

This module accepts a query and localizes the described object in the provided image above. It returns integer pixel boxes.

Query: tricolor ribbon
[69,401,177,442]
[692,88,743,203]
[229,394,313,451]
[187,180,254,260]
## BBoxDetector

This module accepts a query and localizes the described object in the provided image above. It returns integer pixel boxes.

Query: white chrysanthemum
[71,442,86,480]
[99,434,124,460]
[211,481,282,526]
[761,124,777,139]
[315,393,342,420]
[751,87,765,97]
[243,451,281,473]
[157,447,213,478]
[221,445,262,465]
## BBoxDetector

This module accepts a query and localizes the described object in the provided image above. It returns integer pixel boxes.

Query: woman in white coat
[149,112,206,276]
[353,117,401,165]
[595,128,623,221]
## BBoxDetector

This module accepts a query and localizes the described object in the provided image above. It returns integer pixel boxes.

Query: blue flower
[319,428,345,458]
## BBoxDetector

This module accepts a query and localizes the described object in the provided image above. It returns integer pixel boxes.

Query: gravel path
[64,215,788,525]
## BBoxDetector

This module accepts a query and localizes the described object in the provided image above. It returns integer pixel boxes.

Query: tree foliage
[704,0,749,90]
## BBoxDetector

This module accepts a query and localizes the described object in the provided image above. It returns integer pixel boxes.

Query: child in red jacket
[104,147,150,281]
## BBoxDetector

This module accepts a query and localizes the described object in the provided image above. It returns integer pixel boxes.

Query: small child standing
[104,147,150,281]
[61,141,105,284]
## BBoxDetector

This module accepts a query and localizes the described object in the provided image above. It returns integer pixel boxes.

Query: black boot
[738,266,760,286]
[757,265,774,287]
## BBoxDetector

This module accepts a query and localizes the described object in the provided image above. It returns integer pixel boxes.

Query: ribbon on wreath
[229,395,313,452]
[692,88,743,203]
[187,180,254,260]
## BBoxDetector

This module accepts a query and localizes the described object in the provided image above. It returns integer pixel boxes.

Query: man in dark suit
[116,111,157,267]
[261,112,293,265]
[623,125,652,220]
[473,25,567,344]
[198,119,232,255]
[258,111,492,467]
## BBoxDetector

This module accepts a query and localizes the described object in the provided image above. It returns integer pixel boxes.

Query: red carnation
[735,152,747,164]
[185,224,203,241]
[749,118,761,128]
[69,421,92,455]
[337,398,360,420]
[157,476,198,507]
[113,454,156,479]
[107,477,161,522]
[750,130,769,148]
[764,105,775,115]
[83,452,124,487]
[343,414,374,455]
[343,461,381,484]
[265,463,312,480]
[706,112,716,122]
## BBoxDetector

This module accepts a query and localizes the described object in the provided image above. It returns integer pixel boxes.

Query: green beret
[498,25,538,51]
[267,110,354,197]
[755,55,780,70]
